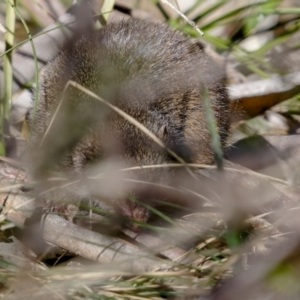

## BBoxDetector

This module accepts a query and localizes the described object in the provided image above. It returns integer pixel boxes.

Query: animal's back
[28,18,229,173]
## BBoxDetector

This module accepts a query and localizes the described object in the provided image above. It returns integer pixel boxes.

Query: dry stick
[0,165,187,271]
[0,181,175,271]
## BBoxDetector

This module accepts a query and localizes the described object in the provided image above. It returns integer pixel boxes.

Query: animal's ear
[157,124,168,141]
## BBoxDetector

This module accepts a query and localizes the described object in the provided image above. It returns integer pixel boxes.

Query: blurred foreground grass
[1,1,300,299]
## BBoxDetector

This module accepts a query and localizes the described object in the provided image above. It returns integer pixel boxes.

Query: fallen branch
[0,165,185,272]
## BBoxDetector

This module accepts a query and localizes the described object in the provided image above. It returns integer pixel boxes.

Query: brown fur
[26,18,230,227]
